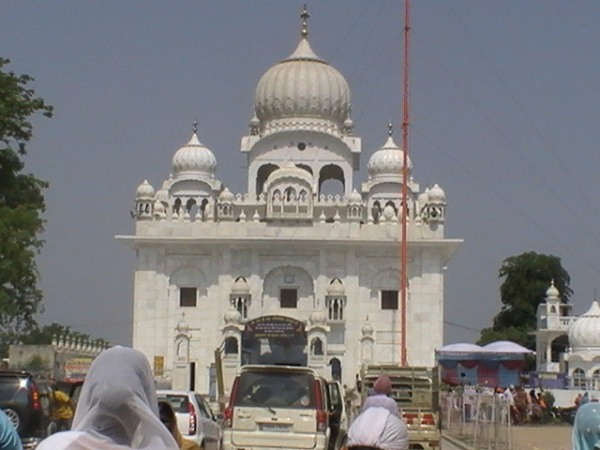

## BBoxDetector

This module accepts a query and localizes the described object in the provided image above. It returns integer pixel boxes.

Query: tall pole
[400,0,410,367]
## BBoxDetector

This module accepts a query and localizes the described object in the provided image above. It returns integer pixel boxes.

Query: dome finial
[192,120,198,135]
[388,121,393,136]
[300,4,310,38]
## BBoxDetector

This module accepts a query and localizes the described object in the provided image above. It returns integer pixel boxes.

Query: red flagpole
[400,0,410,367]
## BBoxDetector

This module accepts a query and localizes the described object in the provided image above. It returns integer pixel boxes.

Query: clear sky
[2,1,599,346]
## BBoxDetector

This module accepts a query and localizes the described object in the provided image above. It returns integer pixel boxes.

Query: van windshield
[235,371,315,409]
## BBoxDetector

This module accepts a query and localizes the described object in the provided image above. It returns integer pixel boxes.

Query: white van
[222,365,346,450]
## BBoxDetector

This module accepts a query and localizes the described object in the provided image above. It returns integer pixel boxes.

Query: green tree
[479,251,572,349]
[20,322,72,345]
[0,58,53,353]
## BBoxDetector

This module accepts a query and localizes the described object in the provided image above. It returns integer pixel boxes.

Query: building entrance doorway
[242,315,307,366]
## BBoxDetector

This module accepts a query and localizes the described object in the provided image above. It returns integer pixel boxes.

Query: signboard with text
[244,315,306,343]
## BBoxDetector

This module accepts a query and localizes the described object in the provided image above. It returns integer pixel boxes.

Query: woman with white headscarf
[38,346,178,450]
[345,406,409,450]
[573,402,600,450]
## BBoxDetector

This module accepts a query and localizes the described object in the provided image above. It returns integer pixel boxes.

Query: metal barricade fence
[441,391,512,450]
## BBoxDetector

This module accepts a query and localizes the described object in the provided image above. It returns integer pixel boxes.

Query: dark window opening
[180,287,197,307]
[256,164,279,197]
[381,290,398,310]
[224,337,239,355]
[280,288,298,308]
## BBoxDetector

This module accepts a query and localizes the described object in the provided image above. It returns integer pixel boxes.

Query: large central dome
[254,21,351,134]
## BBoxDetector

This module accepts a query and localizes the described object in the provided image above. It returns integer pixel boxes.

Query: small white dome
[348,189,362,204]
[136,179,155,199]
[219,187,234,202]
[224,307,242,324]
[428,184,446,203]
[569,301,600,351]
[546,280,560,301]
[367,135,412,179]
[418,189,430,205]
[327,279,345,296]
[231,277,250,295]
[310,310,328,325]
[254,37,351,132]
[172,132,217,178]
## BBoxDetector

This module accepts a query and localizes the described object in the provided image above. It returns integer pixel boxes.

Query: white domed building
[117,8,462,396]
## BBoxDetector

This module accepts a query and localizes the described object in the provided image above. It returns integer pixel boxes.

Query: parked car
[222,365,347,450]
[0,370,43,437]
[157,389,222,449]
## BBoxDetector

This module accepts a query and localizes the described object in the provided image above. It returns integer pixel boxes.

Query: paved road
[441,436,468,450]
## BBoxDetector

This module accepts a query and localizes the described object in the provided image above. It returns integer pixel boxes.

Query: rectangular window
[180,287,197,307]
[280,288,298,308]
[381,290,398,310]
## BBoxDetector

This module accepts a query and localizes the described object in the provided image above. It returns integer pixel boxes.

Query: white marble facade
[117,8,462,396]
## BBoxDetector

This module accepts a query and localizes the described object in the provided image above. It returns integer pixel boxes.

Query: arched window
[593,370,600,390]
[173,198,182,215]
[186,198,197,220]
[311,338,323,356]
[330,358,342,381]
[318,164,345,196]
[550,335,568,363]
[224,337,238,355]
[385,200,397,215]
[296,164,313,175]
[256,164,279,196]
[573,368,586,388]
[328,298,344,321]
[284,187,297,202]
[233,296,249,320]
[372,201,382,224]
[200,198,209,221]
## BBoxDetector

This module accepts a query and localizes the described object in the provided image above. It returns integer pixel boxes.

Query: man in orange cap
[361,375,401,417]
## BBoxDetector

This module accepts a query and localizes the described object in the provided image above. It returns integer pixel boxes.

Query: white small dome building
[119,6,462,396]
[367,133,412,180]
[172,132,217,179]
[569,302,600,351]
[255,38,351,135]
[136,179,155,199]
[565,301,600,389]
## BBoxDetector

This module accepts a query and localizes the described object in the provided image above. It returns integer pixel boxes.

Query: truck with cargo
[359,365,441,450]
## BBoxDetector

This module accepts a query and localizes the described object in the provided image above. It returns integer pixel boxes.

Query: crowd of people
[493,385,551,425]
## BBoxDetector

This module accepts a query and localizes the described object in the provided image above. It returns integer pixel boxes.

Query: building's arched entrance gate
[242,315,307,366]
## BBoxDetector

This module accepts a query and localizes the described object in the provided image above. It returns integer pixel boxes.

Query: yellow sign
[154,355,164,376]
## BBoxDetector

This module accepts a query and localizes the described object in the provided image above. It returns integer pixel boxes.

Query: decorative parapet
[51,335,110,355]
[140,189,446,227]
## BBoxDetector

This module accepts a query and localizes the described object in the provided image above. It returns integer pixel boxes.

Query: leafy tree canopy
[478,251,572,349]
[0,57,53,353]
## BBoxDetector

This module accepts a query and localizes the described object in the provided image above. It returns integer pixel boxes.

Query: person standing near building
[361,375,401,417]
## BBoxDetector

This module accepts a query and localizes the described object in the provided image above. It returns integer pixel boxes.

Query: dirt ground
[512,425,572,450]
